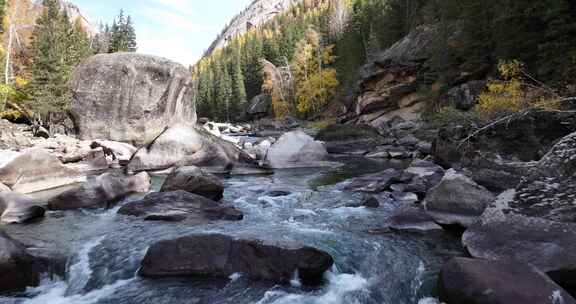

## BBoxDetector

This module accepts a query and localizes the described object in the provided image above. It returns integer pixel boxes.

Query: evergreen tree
[109,9,137,53]
[27,0,72,115]
[231,49,247,119]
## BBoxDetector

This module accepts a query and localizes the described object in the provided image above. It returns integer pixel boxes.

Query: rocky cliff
[204,0,299,56]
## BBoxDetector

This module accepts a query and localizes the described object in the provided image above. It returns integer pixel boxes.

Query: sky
[73,0,254,66]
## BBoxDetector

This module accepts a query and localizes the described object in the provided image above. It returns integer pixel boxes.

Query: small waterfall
[21,237,133,304]
[66,237,105,295]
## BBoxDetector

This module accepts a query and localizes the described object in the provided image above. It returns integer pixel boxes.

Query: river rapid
[0,157,463,304]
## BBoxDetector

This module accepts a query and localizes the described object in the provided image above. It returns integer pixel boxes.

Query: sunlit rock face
[71,53,196,146]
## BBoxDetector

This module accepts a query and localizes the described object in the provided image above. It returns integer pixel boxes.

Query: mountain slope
[204,0,300,56]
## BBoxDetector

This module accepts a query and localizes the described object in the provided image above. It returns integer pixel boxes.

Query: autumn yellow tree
[476,60,562,119]
[291,28,339,117]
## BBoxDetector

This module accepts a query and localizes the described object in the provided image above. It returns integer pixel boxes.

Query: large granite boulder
[71,53,196,145]
[439,257,576,304]
[126,124,258,173]
[387,205,442,232]
[0,149,86,194]
[0,192,45,224]
[48,172,150,210]
[424,169,494,228]
[463,201,576,293]
[118,190,242,223]
[265,131,329,169]
[139,234,333,285]
[160,166,224,201]
[0,231,42,292]
[506,131,576,222]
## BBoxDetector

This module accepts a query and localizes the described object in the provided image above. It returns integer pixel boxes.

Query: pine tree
[27,0,71,116]
[231,48,247,120]
[125,16,138,52]
[108,9,137,53]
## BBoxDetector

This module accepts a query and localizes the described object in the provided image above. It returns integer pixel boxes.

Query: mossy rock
[315,124,382,142]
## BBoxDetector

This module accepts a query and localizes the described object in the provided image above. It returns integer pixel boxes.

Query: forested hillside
[194,0,576,123]
[0,0,137,126]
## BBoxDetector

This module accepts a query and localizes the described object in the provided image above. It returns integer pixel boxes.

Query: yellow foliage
[476,60,562,119]
[296,69,339,115]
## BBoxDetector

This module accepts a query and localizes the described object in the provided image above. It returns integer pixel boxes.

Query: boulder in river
[265,130,329,168]
[160,166,224,201]
[424,169,494,228]
[118,190,242,223]
[0,149,86,194]
[0,231,41,292]
[439,257,576,304]
[463,211,576,293]
[387,205,442,232]
[71,53,196,145]
[126,124,259,173]
[344,168,402,193]
[48,172,151,210]
[139,233,333,285]
[0,192,45,224]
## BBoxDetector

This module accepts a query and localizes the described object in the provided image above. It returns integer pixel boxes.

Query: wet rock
[118,191,242,223]
[33,126,50,139]
[127,124,259,173]
[0,149,86,194]
[266,131,328,168]
[463,212,576,292]
[366,151,389,159]
[0,231,42,292]
[265,190,292,197]
[139,233,333,285]
[439,257,576,304]
[404,159,445,191]
[388,147,411,159]
[0,192,45,224]
[71,53,196,145]
[361,195,380,208]
[344,168,402,193]
[387,206,442,232]
[392,192,419,204]
[424,169,494,228]
[48,172,151,210]
[160,166,224,201]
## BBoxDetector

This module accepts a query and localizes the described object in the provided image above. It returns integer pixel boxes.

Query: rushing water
[0,157,462,304]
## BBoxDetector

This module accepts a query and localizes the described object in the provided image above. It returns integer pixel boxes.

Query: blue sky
[74,0,253,66]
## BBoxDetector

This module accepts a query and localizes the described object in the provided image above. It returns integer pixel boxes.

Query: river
[0,157,463,304]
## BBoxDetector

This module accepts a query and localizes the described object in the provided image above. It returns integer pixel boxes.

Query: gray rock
[118,190,242,223]
[0,192,45,224]
[139,233,333,285]
[266,131,328,169]
[0,182,10,192]
[360,195,380,208]
[126,124,258,173]
[160,166,224,201]
[463,211,576,292]
[344,168,402,193]
[48,172,151,210]
[387,206,442,232]
[424,169,494,228]
[0,231,41,292]
[442,81,486,111]
[0,149,86,194]
[246,94,270,119]
[439,257,576,304]
[71,53,196,145]
[397,135,419,147]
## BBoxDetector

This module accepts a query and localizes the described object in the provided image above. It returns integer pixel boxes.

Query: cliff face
[204,0,299,56]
